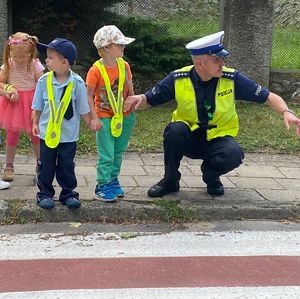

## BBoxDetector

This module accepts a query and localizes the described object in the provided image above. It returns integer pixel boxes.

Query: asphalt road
[0,220,300,298]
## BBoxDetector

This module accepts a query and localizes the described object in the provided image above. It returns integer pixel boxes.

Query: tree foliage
[81,16,191,75]
[12,0,123,38]
[12,0,191,75]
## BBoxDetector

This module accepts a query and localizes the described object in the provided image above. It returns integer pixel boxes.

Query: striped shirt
[1,58,45,91]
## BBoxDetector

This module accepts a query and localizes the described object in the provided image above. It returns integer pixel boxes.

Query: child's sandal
[3,167,14,181]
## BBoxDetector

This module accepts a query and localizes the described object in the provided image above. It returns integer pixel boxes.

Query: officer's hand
[283,112,300,136]
[124,94,150,112]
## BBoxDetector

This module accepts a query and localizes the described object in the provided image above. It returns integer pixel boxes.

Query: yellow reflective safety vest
[45,71,73,148]
[172,65,239,141]
[94,58,126,137]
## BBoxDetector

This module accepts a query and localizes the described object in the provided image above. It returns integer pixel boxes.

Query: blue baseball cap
[186,31,229,57]
[37,38,77,65]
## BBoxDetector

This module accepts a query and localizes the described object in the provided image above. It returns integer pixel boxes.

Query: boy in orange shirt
[86,25,135,202]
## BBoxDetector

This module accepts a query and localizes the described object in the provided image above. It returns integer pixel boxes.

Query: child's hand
[9,89,19,102]
[2,90,12,99]
[89,118,102,131]
[2,85,19,102]
[32,124,40,136]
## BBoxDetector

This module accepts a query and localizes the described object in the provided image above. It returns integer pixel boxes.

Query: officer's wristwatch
[282,108,296,116]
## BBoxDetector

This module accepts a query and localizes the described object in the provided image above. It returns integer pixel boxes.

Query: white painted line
[0,231,300,260]
[0,286,300,299]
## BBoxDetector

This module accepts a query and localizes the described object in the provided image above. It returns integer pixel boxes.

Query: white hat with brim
[93,25,135,49]
[186,31,229,57]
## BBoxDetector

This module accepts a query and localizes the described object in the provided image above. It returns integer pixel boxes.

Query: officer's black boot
[206,177,224,196]
[201,164,224,196]
[147,178,180,198]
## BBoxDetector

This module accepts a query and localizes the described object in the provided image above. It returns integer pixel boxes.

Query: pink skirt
[0,90,35,133]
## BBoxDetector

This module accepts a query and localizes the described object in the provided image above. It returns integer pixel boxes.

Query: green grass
[236,101,300,153]
[153,199,194,222]
[272,25,300,69]
[159,18,219,40]
[158,17,300,70]
[130,101,300,154]
[129,103,173,152]
[2,101,300,155]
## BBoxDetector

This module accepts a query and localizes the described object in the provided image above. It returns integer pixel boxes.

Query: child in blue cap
[32,38,100,209]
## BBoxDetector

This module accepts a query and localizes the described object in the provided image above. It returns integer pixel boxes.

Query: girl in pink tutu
[0,32,44,181]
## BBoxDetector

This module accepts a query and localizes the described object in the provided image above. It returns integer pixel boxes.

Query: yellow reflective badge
[111,113,123,137]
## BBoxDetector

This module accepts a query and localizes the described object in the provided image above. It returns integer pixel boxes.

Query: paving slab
[229,177,284,190]
[275,178,300,190]
[256,189,300,202]
[278,167,300,179]
[181,176,235,188]
[120,165,146,176]
[0,152,300,223]
[236,165,285,178]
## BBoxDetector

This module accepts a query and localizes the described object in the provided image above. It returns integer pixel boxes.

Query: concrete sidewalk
[0,152,300,223]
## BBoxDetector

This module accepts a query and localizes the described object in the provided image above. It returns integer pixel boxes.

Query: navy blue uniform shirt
[145,66,270,124]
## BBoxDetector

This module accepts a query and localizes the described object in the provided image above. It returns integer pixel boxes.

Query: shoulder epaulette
[222,70,237,80]
[173,71,190,80]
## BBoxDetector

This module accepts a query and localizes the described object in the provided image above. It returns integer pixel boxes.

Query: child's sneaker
[110,178,124,198]
[37,197,55,209]
[3,167,14,181]
[62,197,81,209]
[0,179,10,190]
[94,183,116,202]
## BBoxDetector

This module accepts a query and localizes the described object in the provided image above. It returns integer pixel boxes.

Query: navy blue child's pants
[37,139,78,202]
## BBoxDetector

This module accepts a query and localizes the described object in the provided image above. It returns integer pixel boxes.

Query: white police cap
[186,31,229,57]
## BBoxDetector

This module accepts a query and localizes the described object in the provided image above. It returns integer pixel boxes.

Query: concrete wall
[220,0,274,87]
[0,0,8,60]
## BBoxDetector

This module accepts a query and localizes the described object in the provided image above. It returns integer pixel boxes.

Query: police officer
[124,31,300,197]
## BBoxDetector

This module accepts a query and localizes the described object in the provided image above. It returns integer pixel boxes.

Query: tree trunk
[220,0,274,87]
[0,0,9,62]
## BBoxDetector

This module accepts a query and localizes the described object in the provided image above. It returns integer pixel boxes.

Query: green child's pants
[96,112,136,185]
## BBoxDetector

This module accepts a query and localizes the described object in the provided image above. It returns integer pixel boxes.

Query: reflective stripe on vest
[45,71,73,148]
[173,65,199,131]
[208,67,239,141]
[94,58,126,137]
[173,65,239,141]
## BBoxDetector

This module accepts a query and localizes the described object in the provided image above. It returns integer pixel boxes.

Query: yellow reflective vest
[45,71,73,148]
[172,65,239,141]
[94,58,125,137]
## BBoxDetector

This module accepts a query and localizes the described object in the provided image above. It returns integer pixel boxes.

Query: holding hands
[124,94,150,113]
[89,118,103,131]
[0,84,19,102]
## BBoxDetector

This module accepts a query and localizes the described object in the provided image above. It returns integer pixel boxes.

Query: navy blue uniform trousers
[37,139,79,202]
[163,122,244,185]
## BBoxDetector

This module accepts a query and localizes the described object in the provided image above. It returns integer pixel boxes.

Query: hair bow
[8,38,31,46]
